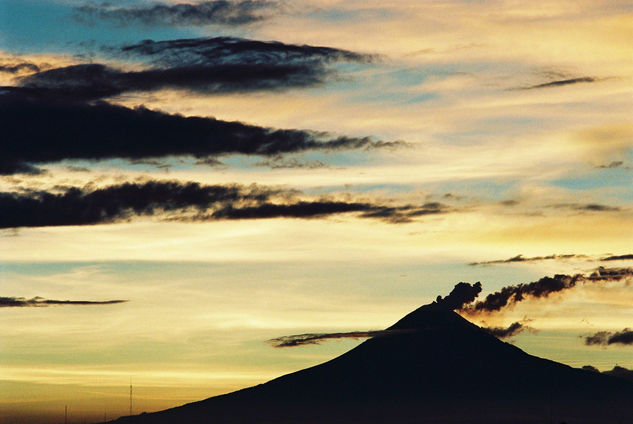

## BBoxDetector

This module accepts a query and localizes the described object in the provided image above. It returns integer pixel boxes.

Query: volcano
[114,303,633,423]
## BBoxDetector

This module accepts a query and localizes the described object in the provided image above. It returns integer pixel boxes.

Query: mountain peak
[387,301,474,331]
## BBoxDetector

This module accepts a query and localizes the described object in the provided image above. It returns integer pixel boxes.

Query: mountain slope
[114,303,633,423]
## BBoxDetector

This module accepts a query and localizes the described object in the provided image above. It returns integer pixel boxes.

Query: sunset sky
[1,1,632,423]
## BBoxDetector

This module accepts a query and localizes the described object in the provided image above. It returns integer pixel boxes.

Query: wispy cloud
[519,76,598,90]
[0,181,453,228]
[0,296,127,307]
[461,267,633,314]
[470,253,587,266]
[0,89,401,175]
[16,37,374,101]
[74,1,280,27]
[552,203,622,212]
[268,330,396,348]
[595,161,624,169]
[117,37,374,67]
[601,254,633,262]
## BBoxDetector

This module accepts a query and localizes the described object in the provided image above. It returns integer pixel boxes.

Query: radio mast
[129,381,133,416]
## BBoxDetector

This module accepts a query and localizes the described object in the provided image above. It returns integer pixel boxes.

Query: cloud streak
[118,37,374,67]
[268,330,396,348]
[462,267,633,314]
[0,296,127,307]
[520,77,597,90]
[0,90,401,175]
[470,253,587,266]
[74,1,279,27]
[0,181,452,228]
[602,254,633,262]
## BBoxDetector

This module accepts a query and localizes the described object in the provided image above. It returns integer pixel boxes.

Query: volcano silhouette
[115,303,633,423]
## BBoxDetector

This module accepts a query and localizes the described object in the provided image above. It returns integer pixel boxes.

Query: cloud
[0,180,272,228]
[179,201,451,223]
[0,61,41,74]
[74,1,279,27]
[585,328,633,346]
[434,282,482,310]
[268,330,394,348]
[595,161,624,169]
[17,37,373,101]
[0,90,401,175]
[18,62,332,100]
[484,322,529,339]
[254,156,329,169]
[117,37,374,67]
[0,296,126,307]
[552,203,623,212]
[0,181,452,228]
[601,254,633,262]
[462,267,633,314]
[470,253,587,266]
[520,76,597,90]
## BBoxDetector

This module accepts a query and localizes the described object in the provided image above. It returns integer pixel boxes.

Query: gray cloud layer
[74,1,279,27]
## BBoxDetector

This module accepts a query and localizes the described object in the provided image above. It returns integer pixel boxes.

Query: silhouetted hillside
[112,303,633,423]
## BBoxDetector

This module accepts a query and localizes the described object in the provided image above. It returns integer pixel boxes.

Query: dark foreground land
[111,304,633,424]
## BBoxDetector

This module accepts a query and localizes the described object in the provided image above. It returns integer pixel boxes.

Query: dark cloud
[484,322,528,339]
[521,77,597,90]
[18,62,333,100]
[0,296,126,307]
[74,1,279,27]
[200,201,451,223]
[573,203,622,212]
[17,37,373,101]
[0,181,273,228]
[118,37,374,67]
[601,254,633,262]
[0,181,452,228]
[551,203,622,212]
[435,282,482,310]
[268,330,395,348]
[595,161,624,169]
[0,90,402,175]
[462,267,633,314]
[470,253,586,266]
[585,329,633,346]
[0,61,41,74]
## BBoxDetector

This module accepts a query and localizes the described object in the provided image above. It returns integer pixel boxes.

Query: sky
[0,0,632,422]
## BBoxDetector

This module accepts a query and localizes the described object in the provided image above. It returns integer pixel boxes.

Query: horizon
[1,1,632,423]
